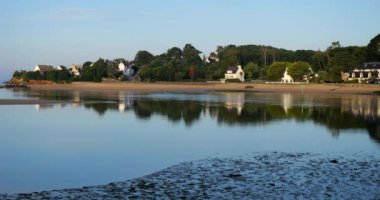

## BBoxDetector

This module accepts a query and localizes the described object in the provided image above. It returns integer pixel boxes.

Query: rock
[330,159,338,164]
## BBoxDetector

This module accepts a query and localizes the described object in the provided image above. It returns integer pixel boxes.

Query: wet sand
[28,82,380,94]
[0,99,73,105]
[1,152,379,199]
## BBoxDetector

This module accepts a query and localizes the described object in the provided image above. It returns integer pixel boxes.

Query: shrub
[343,79,358,84]
[225,79,241,83]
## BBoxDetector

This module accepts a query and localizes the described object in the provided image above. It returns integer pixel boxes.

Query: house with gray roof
[222,65,245,82]
[342,62,380,83]
[33,64,54,74]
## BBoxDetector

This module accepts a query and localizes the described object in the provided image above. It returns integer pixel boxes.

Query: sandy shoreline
[27,82,380,94]
[0,99,74,105]
[1,152,379,199]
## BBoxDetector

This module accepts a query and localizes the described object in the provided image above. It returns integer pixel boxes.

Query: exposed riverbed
[1,152,379,199]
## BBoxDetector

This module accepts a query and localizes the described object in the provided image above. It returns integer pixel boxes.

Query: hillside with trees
[12,34,379,83]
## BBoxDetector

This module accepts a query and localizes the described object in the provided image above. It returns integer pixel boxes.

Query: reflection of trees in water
[83,103,118,116]
[134,100,202,126]
[80,98,380,143]
[31,90,379,143]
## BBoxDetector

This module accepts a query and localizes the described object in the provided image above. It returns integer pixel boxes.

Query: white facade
[281,68,294,83]
[119,61,134,77]
[118,62,126,72]
[224,65,245,82]
[342,62,380,83]
[69,64,83,76]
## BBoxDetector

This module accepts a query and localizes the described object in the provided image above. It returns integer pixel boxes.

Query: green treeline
[13,67,72,83]
[13,34,380,83]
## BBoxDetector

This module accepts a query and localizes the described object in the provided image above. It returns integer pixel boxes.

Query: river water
[0,88,379,193]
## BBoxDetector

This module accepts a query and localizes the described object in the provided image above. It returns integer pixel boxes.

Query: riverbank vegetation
[11,34,379,83]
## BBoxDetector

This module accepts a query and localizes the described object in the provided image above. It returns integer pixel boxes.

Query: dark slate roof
[37,65,54,72]
[358,62,380,70]
[120,60,129,65]
[227,66,238,73]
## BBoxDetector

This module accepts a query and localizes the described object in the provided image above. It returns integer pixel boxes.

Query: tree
[138,67,153,82]
[243,62,260,80]
[106,61,120,78]
[266,62,290,81]
[218,45,239,67]
[330,41,341,49]
[174,71,185,81]
[287,62,311,81]
[261,47,268,68]
[317,71,330,83]
[312,51,328,71]
[188,65,196,81]
[57,67,71,82]
[366,33,380,62]
[83,61,92,69]
[183,44,202,66]
[328,50,361,82]
[167,47,183,61]
[134,50,154,66]
[81,58,107,82]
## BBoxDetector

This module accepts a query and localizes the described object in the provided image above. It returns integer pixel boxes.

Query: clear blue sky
[0,0,379,81]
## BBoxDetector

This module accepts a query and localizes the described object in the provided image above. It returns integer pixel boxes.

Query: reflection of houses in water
[341,95,380,121]
[35,104,55,110]
[71,91,81,108]
[118,92,134,112]
[35,103,65,111]
[220,92,245,115]
[281,94,293,114]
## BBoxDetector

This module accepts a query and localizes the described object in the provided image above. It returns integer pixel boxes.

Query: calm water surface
[0,88,379,193]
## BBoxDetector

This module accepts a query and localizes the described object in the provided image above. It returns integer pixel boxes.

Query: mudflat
[28,82,380,94]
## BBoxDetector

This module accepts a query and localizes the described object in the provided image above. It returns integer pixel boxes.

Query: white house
[281,68,294,83]
[223,65,245,82]
[119,61,134,78]
[69,64,83,76]
[33,64,54,74]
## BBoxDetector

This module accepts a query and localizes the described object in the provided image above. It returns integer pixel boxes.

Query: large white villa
[222,65,245,82]
[342,62,380,83]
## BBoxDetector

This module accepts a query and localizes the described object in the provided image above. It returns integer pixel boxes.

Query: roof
[120,60,129,65]
[36,65,53,72]
[70,64,83,69]
[358,62,380,70]
[227,66,238,73]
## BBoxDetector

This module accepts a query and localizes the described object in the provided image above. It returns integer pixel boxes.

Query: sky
[0,0,379,81]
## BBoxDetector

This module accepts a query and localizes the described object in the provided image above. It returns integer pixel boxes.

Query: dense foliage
[13,67,72,83]
[11,34,379,83]
[287,62,312,81]
[366,34,380,62]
